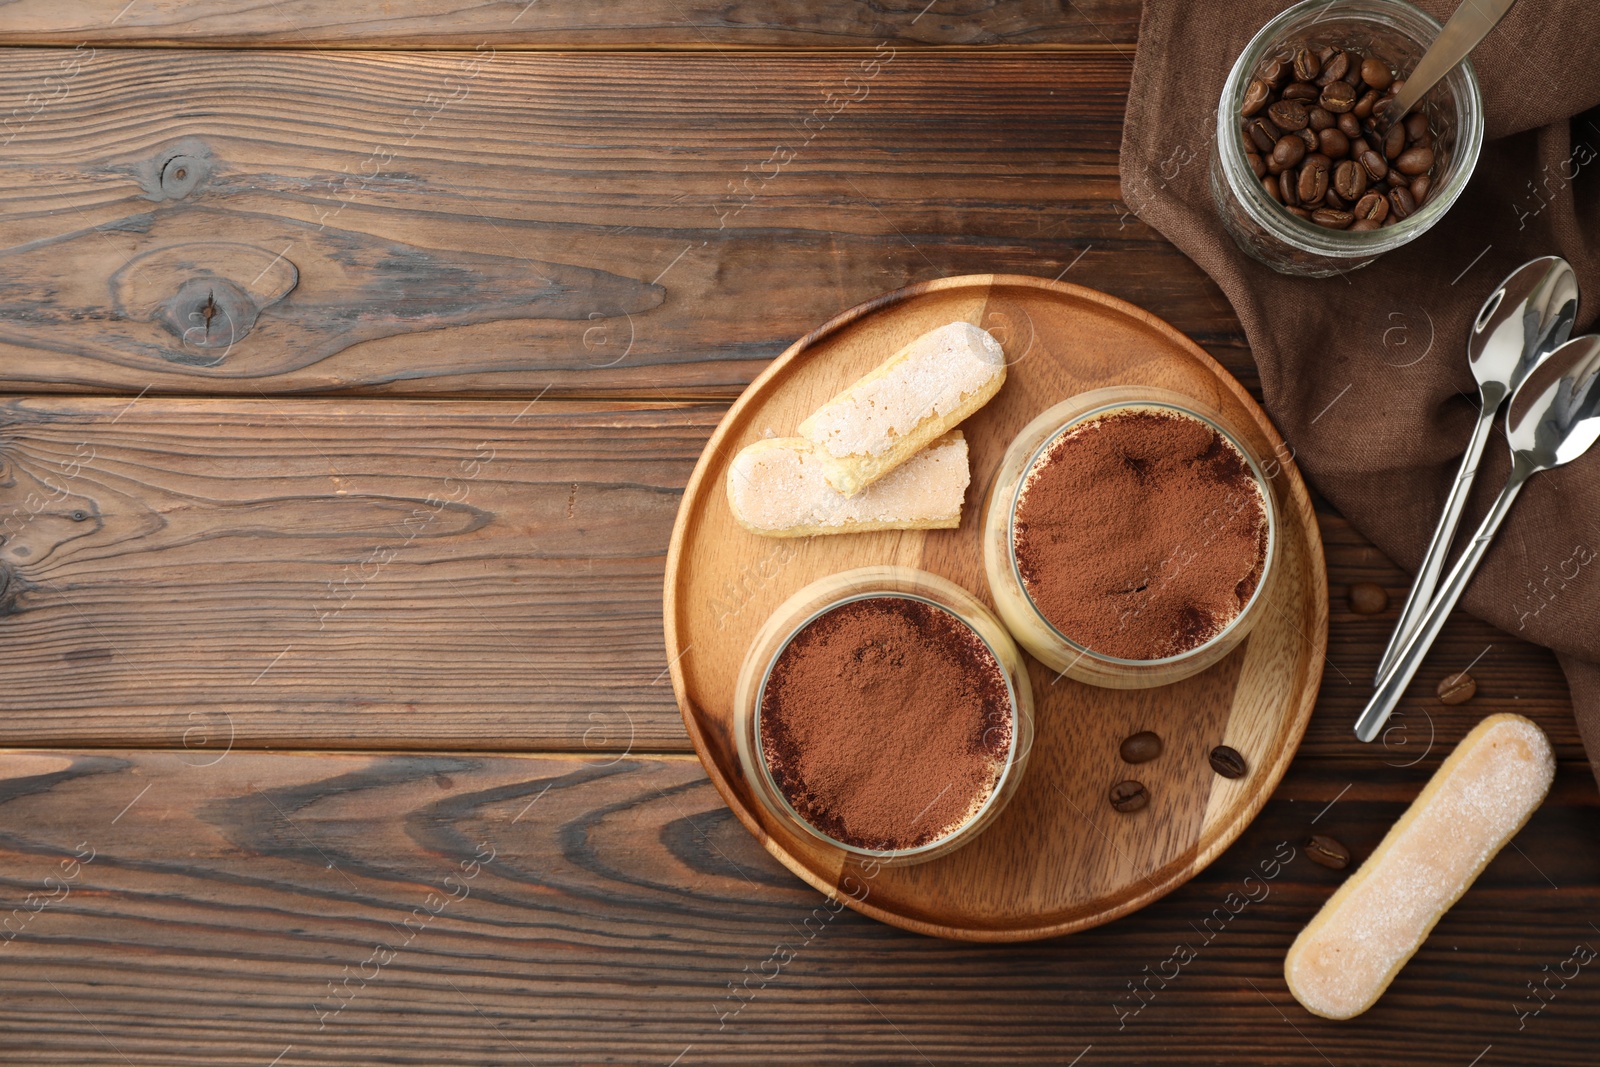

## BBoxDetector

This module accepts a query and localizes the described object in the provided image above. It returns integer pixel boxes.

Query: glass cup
[1210,0,1484,277]
[981,387,1281,689]
[732,566,1034,866]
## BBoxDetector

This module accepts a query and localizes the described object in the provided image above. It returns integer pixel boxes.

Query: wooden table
[0,4,1593,1063]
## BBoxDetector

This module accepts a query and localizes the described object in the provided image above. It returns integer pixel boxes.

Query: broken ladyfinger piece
[727,431,970,538]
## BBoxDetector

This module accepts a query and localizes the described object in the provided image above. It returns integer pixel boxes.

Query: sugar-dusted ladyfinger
[798,321,1004,497]
[1284,714,1555,1020]
[727,431,970,538]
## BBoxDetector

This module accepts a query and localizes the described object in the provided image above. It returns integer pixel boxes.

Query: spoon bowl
[1507,333,1600,468]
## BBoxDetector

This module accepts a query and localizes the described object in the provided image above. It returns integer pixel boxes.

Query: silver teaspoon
[1358,334,1600,742]
[1375,256,1578,682]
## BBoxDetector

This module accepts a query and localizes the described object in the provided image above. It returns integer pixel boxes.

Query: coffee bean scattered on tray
[1348,581,1389,615]
[1120,731,1163,764]
[1437,671,1477,705]
[1306,833,1352,870]
[1209,745,1248,779]
[1110,780,1149,813]
[1242,44,1438,229]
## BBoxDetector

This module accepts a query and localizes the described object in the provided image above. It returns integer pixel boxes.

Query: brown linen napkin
[1122,0,1600,782]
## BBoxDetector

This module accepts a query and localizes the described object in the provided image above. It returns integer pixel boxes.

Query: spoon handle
[1385,0,1518,122]
[1356,468,1527,742]
[1375,404,1497,682]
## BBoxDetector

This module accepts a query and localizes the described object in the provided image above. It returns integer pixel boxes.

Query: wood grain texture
[0,395,1582,760]
[666,275,1326,940]
[0,1,1141,49]
[0,48,1251,399]
[0,748,1593,1065]
[0,395,719,750]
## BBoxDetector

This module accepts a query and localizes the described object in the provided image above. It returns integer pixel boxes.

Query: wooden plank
[0,396,1582,756]
[0,396,718,751]
[0,1,1141,49]
[0,749,1593,1064]
[0,48,1246,400]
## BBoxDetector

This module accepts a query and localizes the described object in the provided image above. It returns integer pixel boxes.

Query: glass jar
[981,387,1280,689]
[732,566,1034,866]
[1210,0,1484,277]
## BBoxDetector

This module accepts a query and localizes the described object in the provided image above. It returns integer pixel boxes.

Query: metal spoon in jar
[1357,333,1600,742]
[1381,0,1518,125]
[1375,256,1578,682]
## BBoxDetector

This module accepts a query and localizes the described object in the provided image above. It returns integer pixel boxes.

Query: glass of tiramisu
[733,567,1034,865]
[982,387,1280,688]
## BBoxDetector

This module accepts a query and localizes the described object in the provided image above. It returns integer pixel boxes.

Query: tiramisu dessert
[984,396,1275,685]
[756,594,1015,853]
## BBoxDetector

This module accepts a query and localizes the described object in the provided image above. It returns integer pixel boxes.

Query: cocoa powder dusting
[1013,408,1268,660]
[759,596,1013,851]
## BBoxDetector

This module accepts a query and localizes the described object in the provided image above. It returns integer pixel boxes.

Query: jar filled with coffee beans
[1210,0,1484,277]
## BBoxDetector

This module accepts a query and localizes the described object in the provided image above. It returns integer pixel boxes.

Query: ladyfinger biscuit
[727,432,969,538]
[1284,714,1554,1020]
[798,321,1004,497]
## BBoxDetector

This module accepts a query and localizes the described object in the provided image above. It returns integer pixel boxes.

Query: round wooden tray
[664,275,1327,941]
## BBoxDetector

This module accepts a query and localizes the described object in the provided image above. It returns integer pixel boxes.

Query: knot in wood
[156,276,259,352]
[0,561,20,617]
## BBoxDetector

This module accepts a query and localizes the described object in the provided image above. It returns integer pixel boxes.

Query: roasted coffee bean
[1410,128,1433,151]
[1320,80,1357,113]
[1268,98,1310,131]
[1312,207,1355,229]
[1324,188,1346,210]
[1246,151,1267,178]
[1389,184,1416,219]
[1242,78,1273,117]
[1264,175,1283,203]
[1306,834,1352,870]
[1209,745,1248,779]
[1271,135,1307,170]
[1410,173,1432,203]
[1247,116,1282,153]
[1337,111,1363,138]
[1389,77,1406,96]
[1396,145,1434,175]
[1359,148,1389,181]
[1297,127,1320,153]
[1278,169,1298,206]
[1348,581,1389,614]
[1307,105,1335,131]
[1383,121,1407,159]
[1343,51,1365,87]
[1361,57,1393,90]
[1286,205,1313,219]
[1282,81,1321,102]
[1298,154,1330,203]
[1110,780,1149,813]
[1404,110,1429,141]
[1353,88,1381,119]
[1333,158,1367,200]
[1349,218,1381,231]
[1437,671,1478,705]
[1257,54,1291,86]
[1354,191,1389,222]
[1120,730,1164,764]
[1291,46,1321,82]
[1317,49,1351,86]
[1317,127,1350,157]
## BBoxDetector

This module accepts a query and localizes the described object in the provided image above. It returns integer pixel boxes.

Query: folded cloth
[1122,0,1600,783]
